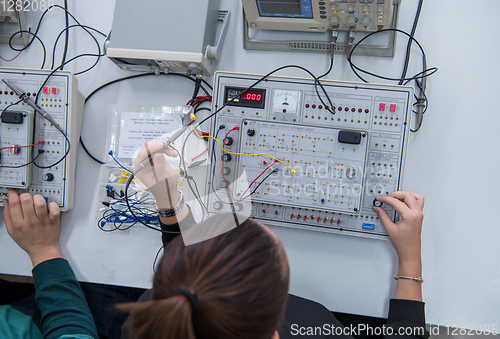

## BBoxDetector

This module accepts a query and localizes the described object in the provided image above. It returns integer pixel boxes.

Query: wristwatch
[155,190,185,218]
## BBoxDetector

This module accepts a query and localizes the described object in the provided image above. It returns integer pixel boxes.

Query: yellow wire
[192,126,296,174]
[178,176,185,186]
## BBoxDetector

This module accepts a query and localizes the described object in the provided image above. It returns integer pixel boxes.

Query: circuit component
[205,72,413,238]
[0,110,33,188]
[1,111,24,124]
[0,68,84,211]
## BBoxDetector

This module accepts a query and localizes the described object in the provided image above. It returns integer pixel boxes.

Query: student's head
[121,214,290,339]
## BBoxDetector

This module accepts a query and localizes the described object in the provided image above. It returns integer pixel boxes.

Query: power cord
[60,0,70,70]
[81,72,213,165]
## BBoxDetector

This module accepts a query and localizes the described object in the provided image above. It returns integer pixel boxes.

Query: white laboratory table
[0,0,499,332]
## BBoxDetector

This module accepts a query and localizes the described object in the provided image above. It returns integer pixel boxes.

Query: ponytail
[117,295,197,339]
[118,214,290,339]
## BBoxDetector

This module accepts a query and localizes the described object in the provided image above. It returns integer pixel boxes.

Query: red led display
[379,103,386,111]
[51,88,59,95]
[390,104,396,112]
[241,92,262,101]
[42,87,49,94]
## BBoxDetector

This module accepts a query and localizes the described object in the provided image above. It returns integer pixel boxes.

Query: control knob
[43,173,54,182]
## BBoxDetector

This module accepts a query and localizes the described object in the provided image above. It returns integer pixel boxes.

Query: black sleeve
[279,294,352,339]
[160,204,197,247]
[384,299,429,339]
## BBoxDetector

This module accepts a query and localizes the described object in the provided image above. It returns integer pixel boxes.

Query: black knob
[43,173,54,182]
[224,137,233,146]
[247,128,255,136]
[223,167,231,175]
[222,154,232,161]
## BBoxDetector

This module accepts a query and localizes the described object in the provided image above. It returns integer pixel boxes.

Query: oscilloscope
[242,0,396,32]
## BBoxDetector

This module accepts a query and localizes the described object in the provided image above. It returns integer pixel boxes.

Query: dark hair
[119,214,290,339]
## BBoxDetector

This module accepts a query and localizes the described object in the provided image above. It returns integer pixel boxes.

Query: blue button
[362,223,375,230]
[321,199,325,204]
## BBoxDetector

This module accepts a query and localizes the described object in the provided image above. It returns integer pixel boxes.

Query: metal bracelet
[394,274,424,283]
[155,190,184,218]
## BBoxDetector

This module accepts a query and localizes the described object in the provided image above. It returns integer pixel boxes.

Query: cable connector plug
[346,30,356,59]
[329,30,339,60]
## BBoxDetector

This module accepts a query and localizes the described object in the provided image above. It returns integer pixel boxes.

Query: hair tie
[174,289,199,314]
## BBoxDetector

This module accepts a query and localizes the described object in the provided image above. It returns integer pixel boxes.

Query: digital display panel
[256,0,313,19]
[224,87,266,109]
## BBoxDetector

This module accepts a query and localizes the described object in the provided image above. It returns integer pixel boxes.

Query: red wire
[192,148,208,160]
[219,127,277,201]
[0,49,23,62]
[238,160,277,201]
[0,140,44,152]
[187,96,212,106]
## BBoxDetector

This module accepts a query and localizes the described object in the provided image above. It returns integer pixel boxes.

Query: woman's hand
[374,191,425,301]
[373,191,424,266]
[3,189,62,267]
[133,140,180,210]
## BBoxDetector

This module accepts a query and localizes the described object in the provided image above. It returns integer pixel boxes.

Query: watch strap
[155,190,184,218]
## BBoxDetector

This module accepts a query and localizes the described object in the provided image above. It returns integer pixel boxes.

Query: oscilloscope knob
[43,173,54,182]
[247,128,255,136]
[224,137,233,146]
[222,154,232,161]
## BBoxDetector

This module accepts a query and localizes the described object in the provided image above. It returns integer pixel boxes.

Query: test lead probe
[133,113,196,175]
[0,78,65,134]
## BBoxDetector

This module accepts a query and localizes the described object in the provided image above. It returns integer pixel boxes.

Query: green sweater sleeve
[32,258,98,339]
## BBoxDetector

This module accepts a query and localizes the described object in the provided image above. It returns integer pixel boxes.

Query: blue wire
[108,150,132,173]
[99,191,159,230]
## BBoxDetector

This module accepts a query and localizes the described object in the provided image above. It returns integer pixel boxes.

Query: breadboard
[0,110,33,188]
[205,71,413,238]
[0,68,84,211]
[234,119,369,214]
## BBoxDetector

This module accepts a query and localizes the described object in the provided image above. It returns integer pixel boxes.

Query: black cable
[124,173,181,234]
[318,57,334,80]
[193,100,211,112]
[153,245,164,273]
[195,64,338,132]
[191,76,213,91]
[8,31,47,69]
[81,73,212,165]
[190,77,202,106]
[0,99,24,117]
[0,150,44,169]
[51,24,106,71]
[27,52,107,169]
[80,137,105,165]
[179,135,209,216]
[399,0,423,85]
[240,169,279,201]
[27,53,107,169]
[33,132,70,169]
[60,0,69,70]
[9,5,74,63]
[347,29,437,83]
